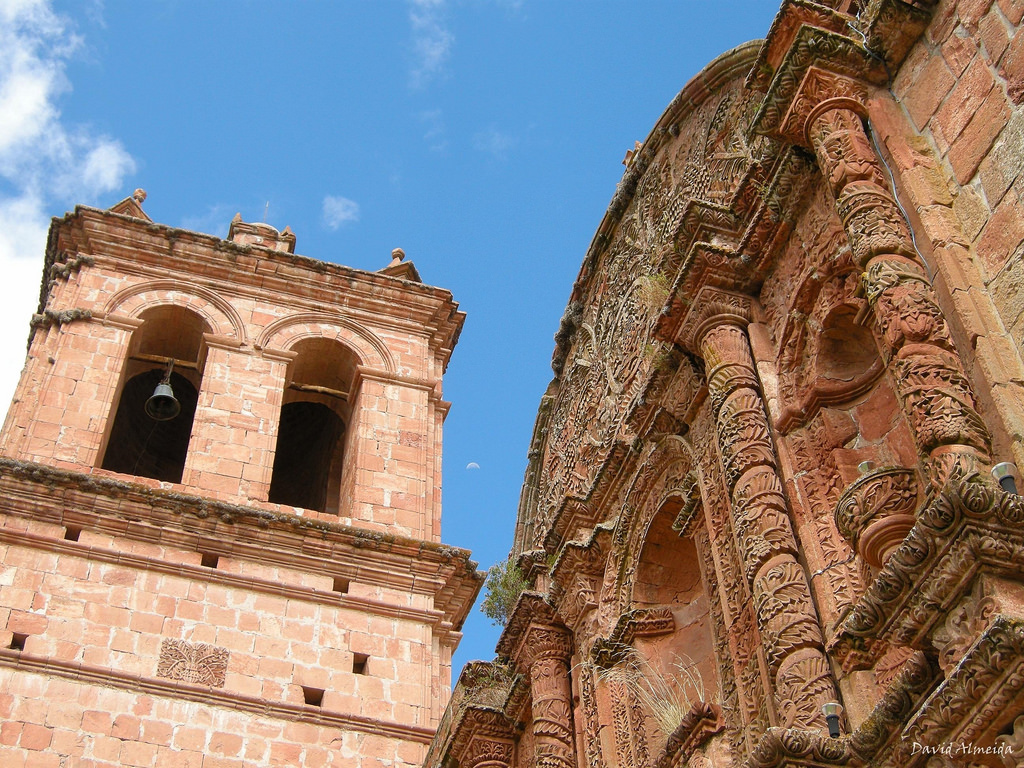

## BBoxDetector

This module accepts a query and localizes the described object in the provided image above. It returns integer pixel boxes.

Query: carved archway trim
[103,279,246,344]
[256,311,396,373]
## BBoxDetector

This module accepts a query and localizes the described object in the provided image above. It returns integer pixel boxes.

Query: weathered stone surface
[432,3,1024,768]
[0,202,482,767]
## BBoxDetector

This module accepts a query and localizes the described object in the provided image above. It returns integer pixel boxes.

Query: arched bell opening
[99,305,210,483]
[268,337,358,514]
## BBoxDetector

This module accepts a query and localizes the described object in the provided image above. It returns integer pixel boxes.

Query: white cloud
[473,126,518,160]
[322,195,361,230]
[408,0,452,88]
[0,0,135,419]
[419,108,447,152]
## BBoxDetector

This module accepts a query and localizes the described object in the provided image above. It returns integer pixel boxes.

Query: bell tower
[0,192,481,765]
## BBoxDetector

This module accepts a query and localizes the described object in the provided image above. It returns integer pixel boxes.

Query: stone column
[524,627,577,768]
[448,706,515,768]
[460,735,513,768]
[686,292,837,730]
[807,105,990,483]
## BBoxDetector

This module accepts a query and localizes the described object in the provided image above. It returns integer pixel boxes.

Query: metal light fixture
[992,462,1019,495]
[822,702,843,738]
[145,360,181,421]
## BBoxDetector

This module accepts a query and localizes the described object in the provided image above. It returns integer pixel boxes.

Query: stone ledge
[0,648,436,743]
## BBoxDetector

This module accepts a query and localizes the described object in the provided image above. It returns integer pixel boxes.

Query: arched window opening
[268,338,358,514]
[629,496,720,742]
[100,306,209,483]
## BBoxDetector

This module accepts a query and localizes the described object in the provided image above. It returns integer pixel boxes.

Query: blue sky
[0,0,780,675]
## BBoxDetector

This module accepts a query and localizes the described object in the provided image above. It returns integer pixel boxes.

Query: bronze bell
[145,361,181,421]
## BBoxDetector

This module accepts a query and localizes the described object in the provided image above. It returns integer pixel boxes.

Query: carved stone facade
[0,199,481,765]
[431,2,1024,768]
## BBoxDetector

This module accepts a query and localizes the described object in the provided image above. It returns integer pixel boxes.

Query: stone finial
[622,140,643,167]
[132,189,147,204]
[389,248,406,268]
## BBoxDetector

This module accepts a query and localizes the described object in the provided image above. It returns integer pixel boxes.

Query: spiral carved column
[524,628,577,768]
[691,297,837,730]
[808,105,990,483]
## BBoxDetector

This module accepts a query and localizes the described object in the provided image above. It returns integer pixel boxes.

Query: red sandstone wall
[0,210,458,542]
[874,0,1024,468]
[0,211,476,766]
[0,512,446,767]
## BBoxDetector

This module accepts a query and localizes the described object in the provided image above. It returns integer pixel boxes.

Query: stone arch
[602,435,721,740]
[610,435,696,612]
[257,313,395,373]
[104,280,246,344]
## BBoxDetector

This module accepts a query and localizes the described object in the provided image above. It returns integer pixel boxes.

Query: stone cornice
[847,651,940,765]
[0,525,450,631]
[655,702,724,768]
[750,0,935,147]
[0,458,483,632]
[590,608,676,668]
[0,648,436,743]
[44,206,466,366]
[900,617,1024,760]
[495,592,573,667]
[830,473,1024,671]
[424,660,519,768]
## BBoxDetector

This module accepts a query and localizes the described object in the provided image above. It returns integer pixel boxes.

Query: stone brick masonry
[0,197,481,767]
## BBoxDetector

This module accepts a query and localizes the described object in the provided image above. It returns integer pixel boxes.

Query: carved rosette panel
[157,639,229,687]
[807,104,990,478]
[528,69,775,550]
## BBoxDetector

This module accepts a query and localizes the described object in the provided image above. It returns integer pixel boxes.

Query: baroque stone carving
[156,639,229,688]
[686,300,837,731]
[834,466,919,568]
[806,102,990,483]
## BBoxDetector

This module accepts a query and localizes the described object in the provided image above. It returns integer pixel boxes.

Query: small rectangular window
[64,527,81,542]
[352,653,369,675]
[332,577,349,594]
[200,552,219,569]
[9,633,28,652]
[302,686,324,706]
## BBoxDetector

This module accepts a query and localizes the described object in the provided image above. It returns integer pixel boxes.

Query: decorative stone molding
[549,525,613,632]
[677,293,837,731]
[901,617,1024,763]
[847,650,939,765]
[497,593,577,768]
[448,708,516,768]
[833,466,920,567]
[745,726,854,768]
[832,474,1024,672]
[655,702,724,768]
